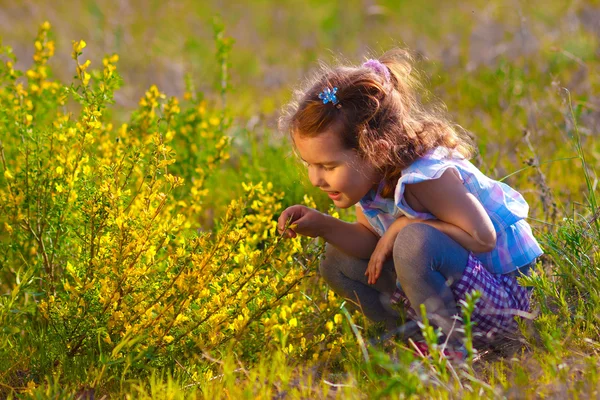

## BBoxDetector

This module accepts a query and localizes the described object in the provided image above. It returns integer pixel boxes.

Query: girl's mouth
[327,192,342,200]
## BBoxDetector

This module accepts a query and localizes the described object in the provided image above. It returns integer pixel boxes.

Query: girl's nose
[308,167,326,188]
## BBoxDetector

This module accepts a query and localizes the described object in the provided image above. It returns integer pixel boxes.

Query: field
[1,1,599,398]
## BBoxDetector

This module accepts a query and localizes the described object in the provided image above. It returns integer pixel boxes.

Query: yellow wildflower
[77,59,91,76]
[334,313,343,324]
[72,40,86,59]
[103,334,112,345]
[326,321,334,332]
[25,380,36,394]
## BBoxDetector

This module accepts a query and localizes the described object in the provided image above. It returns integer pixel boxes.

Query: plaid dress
[358,146,543,340]
[390,254,533,341]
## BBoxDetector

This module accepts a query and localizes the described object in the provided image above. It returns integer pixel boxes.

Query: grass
[1,0,600,398]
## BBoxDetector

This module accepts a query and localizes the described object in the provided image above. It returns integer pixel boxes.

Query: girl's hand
[365,216,413,284]
[365,230,399,284]
[277,205,326,239]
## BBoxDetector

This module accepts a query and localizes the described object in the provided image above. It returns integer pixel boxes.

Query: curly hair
[278,48,476,198]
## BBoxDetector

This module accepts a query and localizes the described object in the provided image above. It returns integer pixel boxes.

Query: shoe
[410,340,468,362]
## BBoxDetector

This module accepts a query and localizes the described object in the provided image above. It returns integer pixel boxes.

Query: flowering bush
[0,23,350,388]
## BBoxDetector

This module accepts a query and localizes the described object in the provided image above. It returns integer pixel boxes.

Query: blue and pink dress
[357,146,543,341]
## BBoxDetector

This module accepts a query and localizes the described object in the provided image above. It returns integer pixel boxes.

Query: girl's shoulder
[401,146,468,182]
[404,146,465,170]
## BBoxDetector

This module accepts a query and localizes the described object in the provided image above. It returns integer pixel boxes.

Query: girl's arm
[320,207,380,259]
[405,169,497,253]
[277,205,379,259]
[410,219,494,253]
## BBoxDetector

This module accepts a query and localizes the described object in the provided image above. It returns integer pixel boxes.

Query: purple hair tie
[362,59,390,82]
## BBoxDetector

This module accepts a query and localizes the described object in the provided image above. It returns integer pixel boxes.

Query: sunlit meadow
[1,1,600,398]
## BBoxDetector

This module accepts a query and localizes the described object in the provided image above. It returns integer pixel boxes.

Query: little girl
[277,49,543,354]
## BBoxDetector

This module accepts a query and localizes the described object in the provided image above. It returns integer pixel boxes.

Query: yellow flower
[25,380,36,394]
[334,313,343,324]
[72,40,87,59]
[46,41,55,57]
[77,59,91,75]
[326,321,334,332]
[3,169,14,180]
[163,335,174,344]
[26,69,38,79]
[103,334,112,345]
[288,317,298,328]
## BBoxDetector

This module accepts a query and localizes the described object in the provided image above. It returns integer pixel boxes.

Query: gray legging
[320,223,533,342]
[319,223,470,342]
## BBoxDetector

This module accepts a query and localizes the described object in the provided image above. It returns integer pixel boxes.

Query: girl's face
[293,129,382,209]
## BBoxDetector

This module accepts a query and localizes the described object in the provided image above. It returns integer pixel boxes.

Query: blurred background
[2,1,597,115]
[1,0,599,221]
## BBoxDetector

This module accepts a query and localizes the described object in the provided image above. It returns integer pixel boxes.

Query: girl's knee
[319,243,372,287]
[319,243,344,283]
[393,223,468,284]
[393,223,441,265]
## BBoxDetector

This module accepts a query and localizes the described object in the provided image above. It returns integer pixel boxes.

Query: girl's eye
[302,162,334,171]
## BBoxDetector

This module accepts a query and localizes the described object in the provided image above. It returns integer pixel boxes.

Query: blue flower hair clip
[318,87,341,108]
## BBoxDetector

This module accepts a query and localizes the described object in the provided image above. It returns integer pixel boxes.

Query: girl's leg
[320,243,399,329]
[393,223,469,345]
